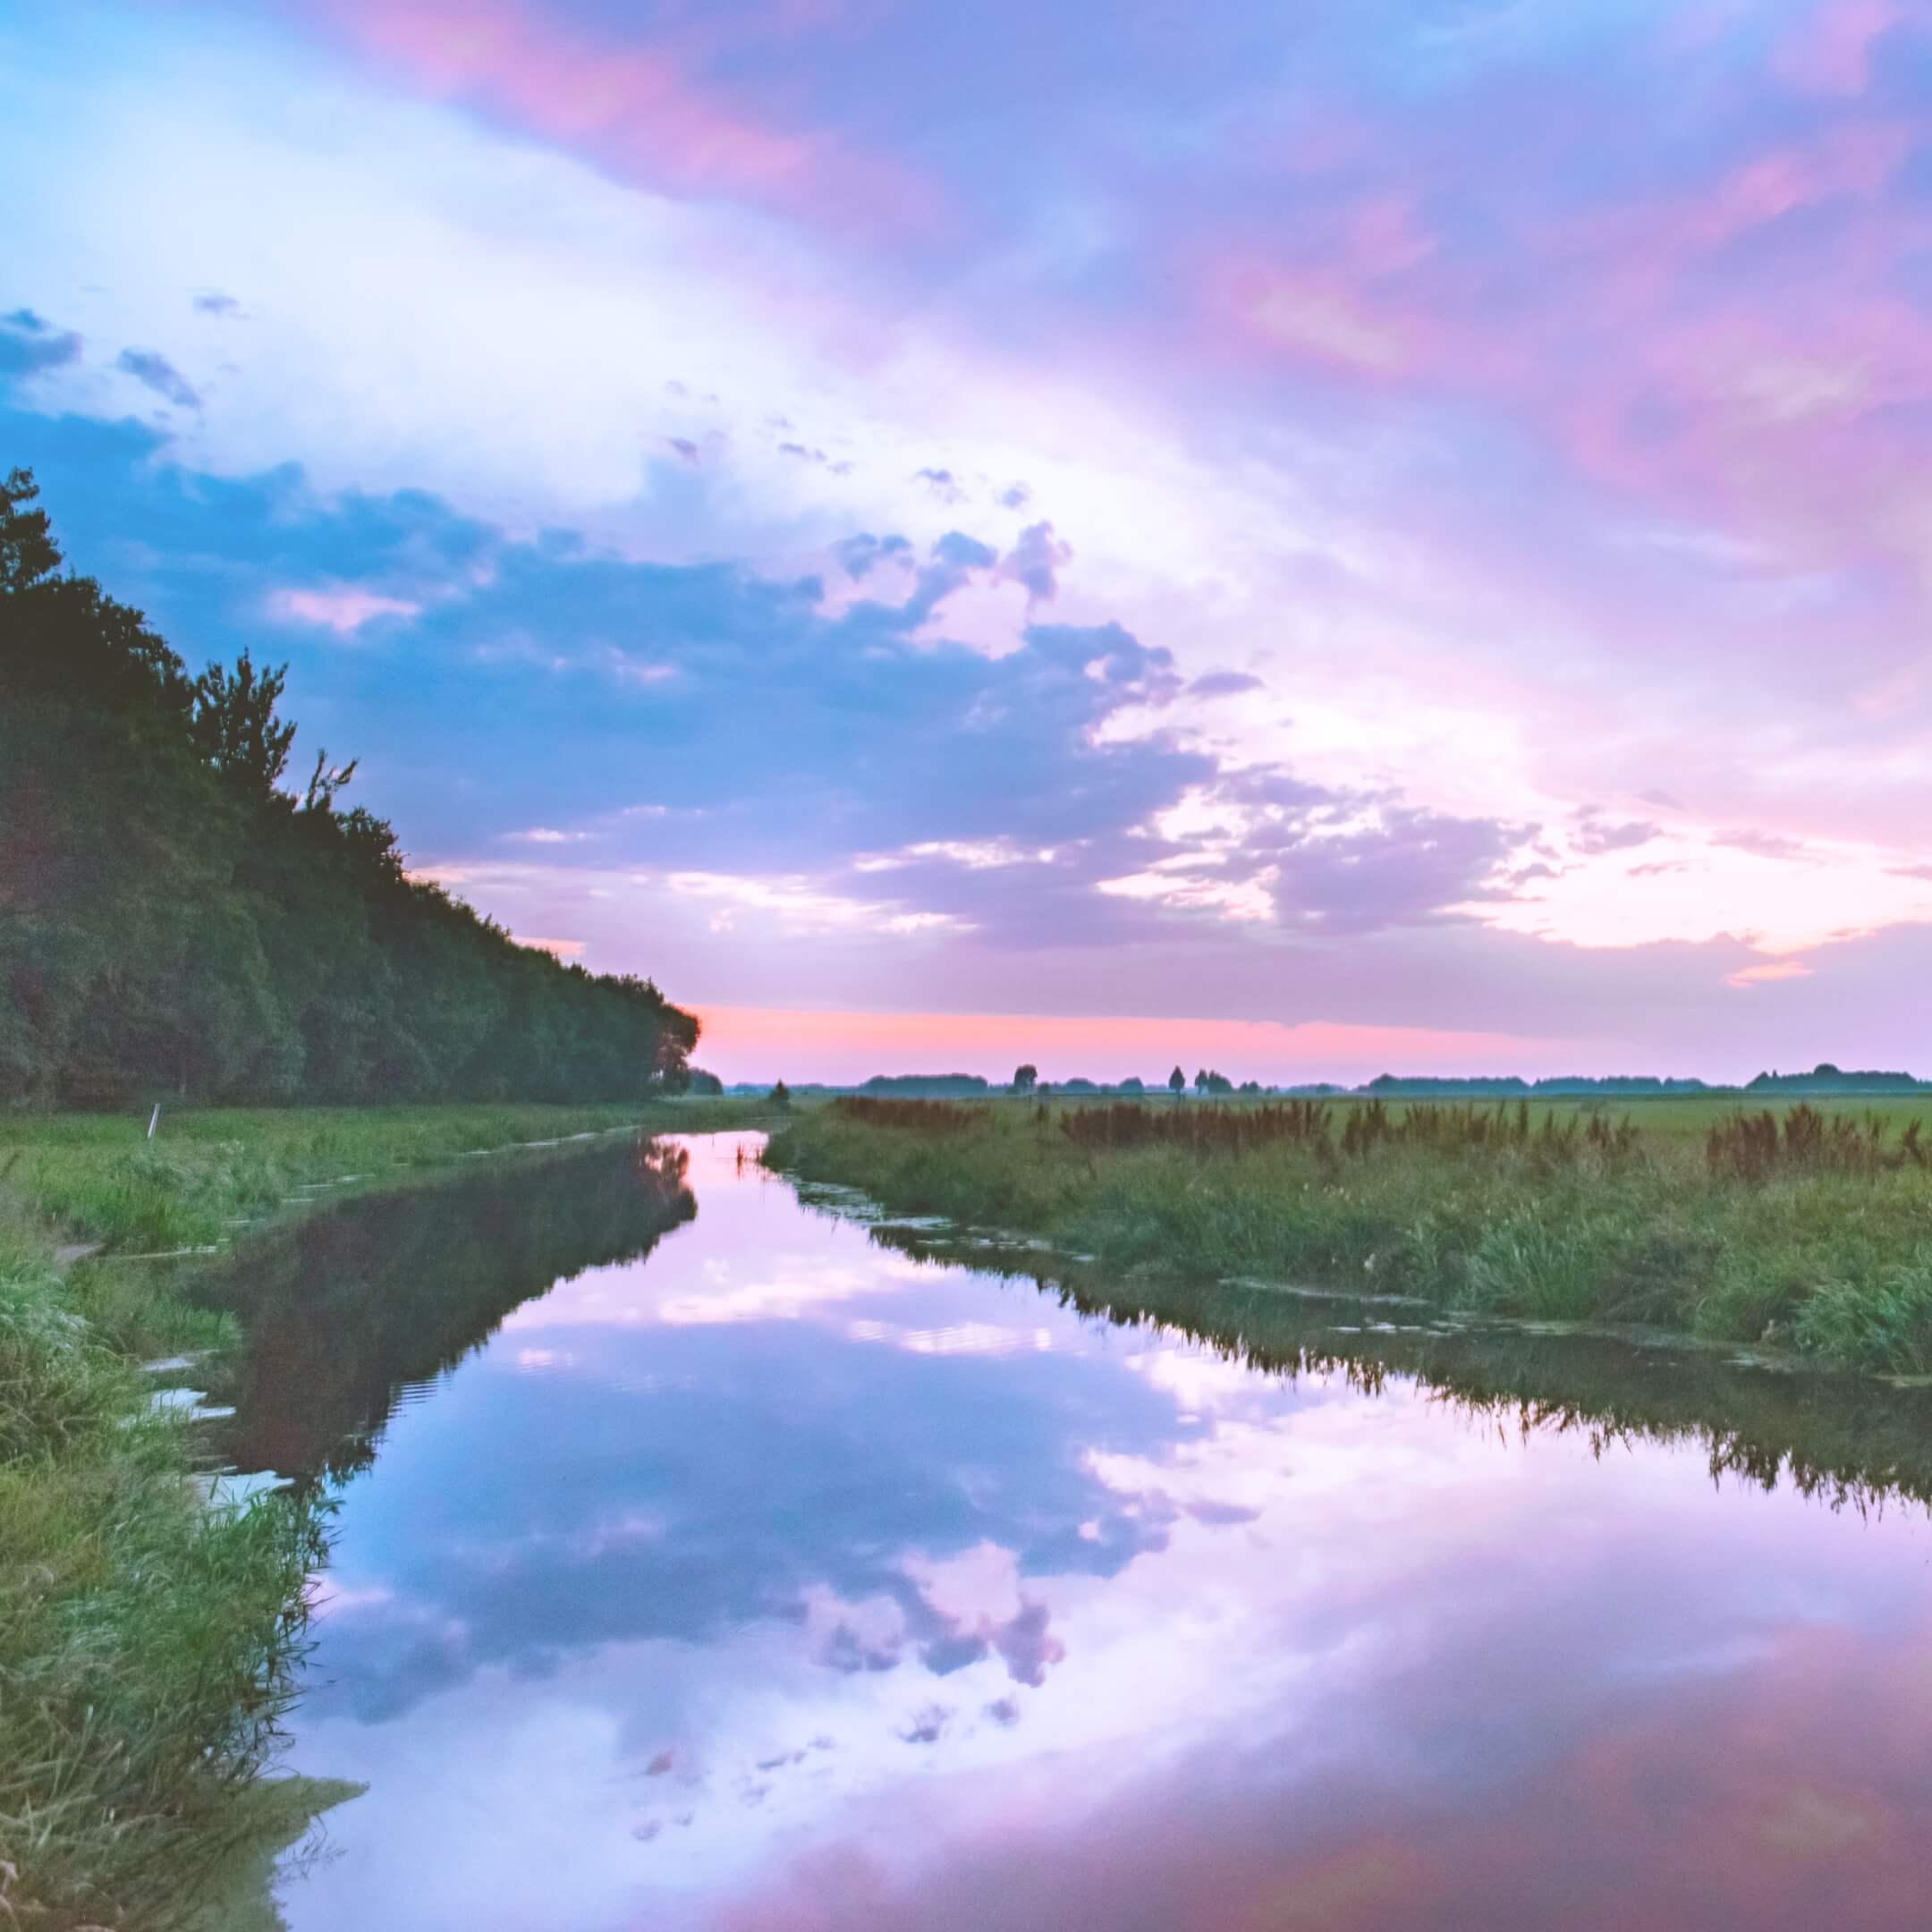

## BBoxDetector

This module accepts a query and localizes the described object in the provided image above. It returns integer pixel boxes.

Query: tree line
[0,469,698,1106]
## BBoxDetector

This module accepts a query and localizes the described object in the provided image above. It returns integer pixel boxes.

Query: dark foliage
[0,469,698,1105]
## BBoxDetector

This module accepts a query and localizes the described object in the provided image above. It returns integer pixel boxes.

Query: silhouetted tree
[191,651,297,800]
[1012,1063,1038,1093]
[0,466,57,591]
[0,469,699,1106]
[1168,1065,1186,1097]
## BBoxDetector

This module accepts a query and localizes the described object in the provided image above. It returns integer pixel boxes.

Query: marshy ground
[764,1093,1932,1374]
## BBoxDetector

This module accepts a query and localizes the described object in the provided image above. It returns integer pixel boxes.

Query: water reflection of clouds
[711,1610,1932,1932]
[848,1318,1055,1357]
[297,1276,1191,1733]
[274,1140,1932,1932]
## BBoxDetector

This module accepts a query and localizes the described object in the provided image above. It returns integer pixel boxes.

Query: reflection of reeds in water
[864,1216,1932,1521]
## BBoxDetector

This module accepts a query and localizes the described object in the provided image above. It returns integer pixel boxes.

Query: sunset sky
[6,0,1931,1082]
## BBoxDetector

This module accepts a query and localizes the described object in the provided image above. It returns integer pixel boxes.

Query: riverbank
[0,1097,768,1929]
[763,1097,1932,1373]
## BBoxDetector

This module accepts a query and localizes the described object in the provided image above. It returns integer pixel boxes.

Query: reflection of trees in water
[866,1224,1932,1517]
[195,1140,696,1485]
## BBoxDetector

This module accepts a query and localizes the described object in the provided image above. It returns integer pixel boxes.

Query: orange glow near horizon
[691,1005,1598,1087]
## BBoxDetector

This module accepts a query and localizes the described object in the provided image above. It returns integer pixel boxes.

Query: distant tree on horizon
[1012,1063,1038,1093]
[1168,1065,1186,1097]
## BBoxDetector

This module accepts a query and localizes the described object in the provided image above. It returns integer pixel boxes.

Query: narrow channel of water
[208,1132,1932,1929]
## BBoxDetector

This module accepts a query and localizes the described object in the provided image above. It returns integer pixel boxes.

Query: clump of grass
[1461,1208,1631,1319]
[0,1238,324,1928]
[1792,1251,1932,1372]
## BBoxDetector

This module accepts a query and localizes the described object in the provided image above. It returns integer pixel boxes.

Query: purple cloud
[834,531,913,579]
[998,520,1072,603]
[912,466,964,504]
[1715,828,1809,861]
[1,309,81,377]
[1571,810,1662,857]
[1188,670,1263,699]
[115,347,200,409]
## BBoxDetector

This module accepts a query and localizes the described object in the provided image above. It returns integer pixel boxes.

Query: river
[202,1131,1932,1928]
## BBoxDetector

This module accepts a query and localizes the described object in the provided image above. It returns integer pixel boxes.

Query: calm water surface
[213,1132,1932,1929]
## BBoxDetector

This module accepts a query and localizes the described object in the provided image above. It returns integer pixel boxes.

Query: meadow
[764,1093,1932,1374]
[0,1096,769,1930]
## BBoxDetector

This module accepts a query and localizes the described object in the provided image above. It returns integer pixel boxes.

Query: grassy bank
[0,1096,763,1928]
[0,1096,777,1256]
[764,1097,1932,1373]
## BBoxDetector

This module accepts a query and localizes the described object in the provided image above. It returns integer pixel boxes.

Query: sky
[5,0,1932,1083]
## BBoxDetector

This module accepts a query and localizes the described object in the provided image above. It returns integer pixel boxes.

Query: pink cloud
[1628,123,1914,256]
[269,586,422,633]
[325,0,936,234]
[1775,0,1902,95]
[1725,960,1816,988]
[1227,267,1423,377]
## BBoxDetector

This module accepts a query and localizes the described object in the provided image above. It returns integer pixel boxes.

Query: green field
[0,1096,772,1931]
[996,1089,1932,1137]
[764,1094,1932,1374]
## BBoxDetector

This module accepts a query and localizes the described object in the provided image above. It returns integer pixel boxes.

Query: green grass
[765,1097,1932,1373]
[0,1096,779,1256]
[0,1226,323,1929]
[0,1094,770,1928]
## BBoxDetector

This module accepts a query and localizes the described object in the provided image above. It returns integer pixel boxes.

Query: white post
[148,1103,160,1141]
